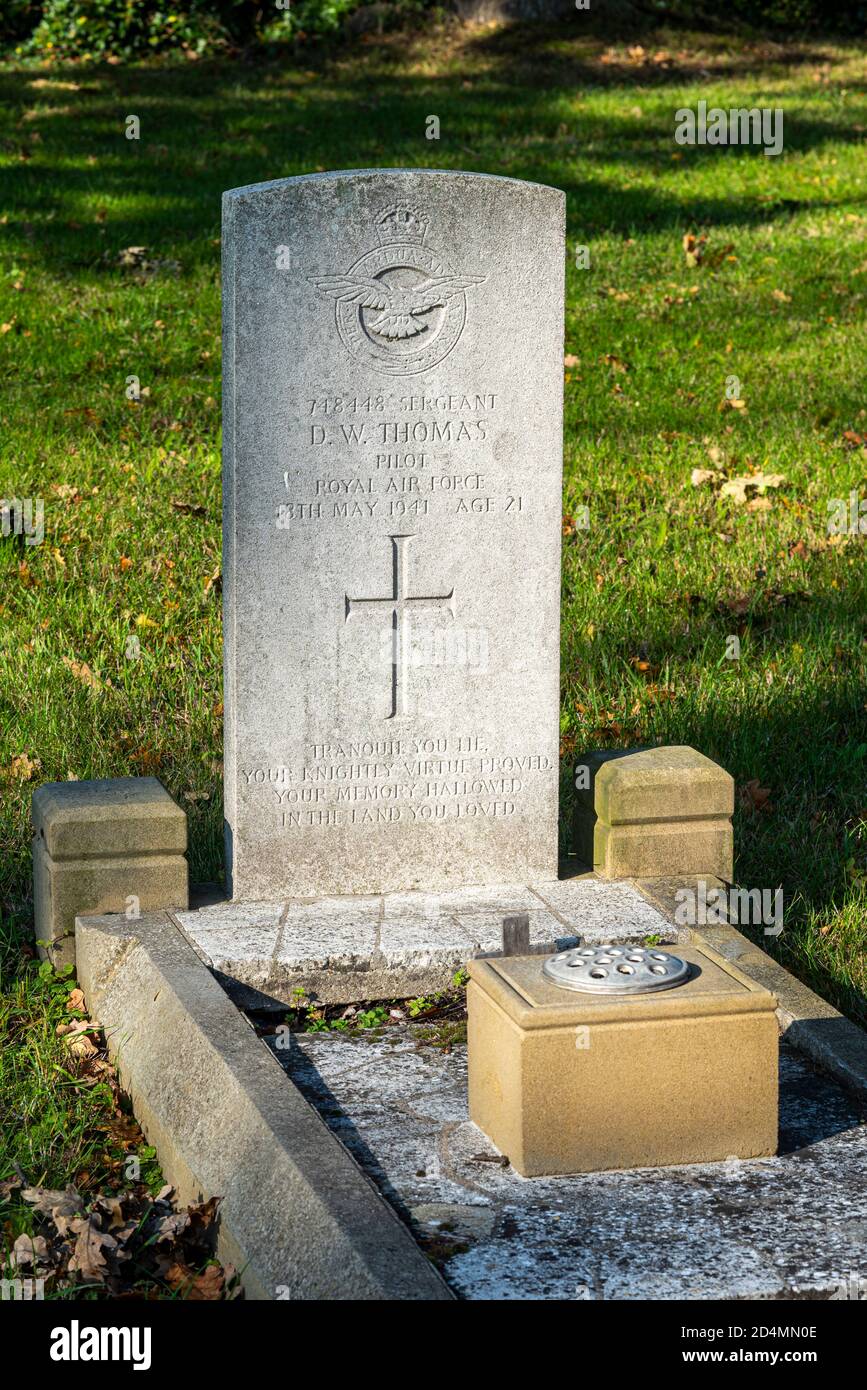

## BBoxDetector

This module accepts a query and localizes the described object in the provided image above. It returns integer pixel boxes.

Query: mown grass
[0,18,865,1218]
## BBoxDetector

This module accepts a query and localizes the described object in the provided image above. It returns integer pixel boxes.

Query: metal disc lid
[542,944,690,995]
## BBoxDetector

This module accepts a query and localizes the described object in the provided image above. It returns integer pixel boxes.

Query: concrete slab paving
[174,876,682,1006]
[274,1030,867,1301]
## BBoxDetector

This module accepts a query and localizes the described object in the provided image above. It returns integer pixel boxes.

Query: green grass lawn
[1,19,866,1229]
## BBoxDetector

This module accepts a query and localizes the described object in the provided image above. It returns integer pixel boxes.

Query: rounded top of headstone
[542,945,691,995]
[222,167,566,208]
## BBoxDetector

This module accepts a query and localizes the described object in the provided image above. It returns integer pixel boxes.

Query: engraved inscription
[240,737,555,832]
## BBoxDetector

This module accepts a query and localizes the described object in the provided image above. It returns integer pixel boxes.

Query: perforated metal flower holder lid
[542,944,691,995]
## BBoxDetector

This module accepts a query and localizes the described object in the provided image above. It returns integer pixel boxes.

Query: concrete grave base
[171,873,684,1006]
[32,777,188,970]
[74,886,867,1302]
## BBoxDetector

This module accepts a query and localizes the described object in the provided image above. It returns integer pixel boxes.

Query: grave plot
[31,165,867,1306]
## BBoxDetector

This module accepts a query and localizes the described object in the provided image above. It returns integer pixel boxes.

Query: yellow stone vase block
[467,943,778,1177]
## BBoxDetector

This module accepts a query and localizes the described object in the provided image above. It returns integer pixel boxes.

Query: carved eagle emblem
[312,273,485,341]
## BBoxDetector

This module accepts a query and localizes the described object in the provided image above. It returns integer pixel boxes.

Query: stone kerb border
[75,910,452,1302]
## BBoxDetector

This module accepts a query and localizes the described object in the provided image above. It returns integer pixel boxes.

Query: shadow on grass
[461,19,862,88]
[1,25,866,271]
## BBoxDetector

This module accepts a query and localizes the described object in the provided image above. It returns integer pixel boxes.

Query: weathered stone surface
[75,911,451,1301]
[574,746,734,879]
[31,777,188,968]
[467,943,778,1176]
[172,876,681,1005]
[34,845,188,971]
[33,776,187,859]
[223,169,565,900]
[529,875,669,938]
[281,1029,867,1300]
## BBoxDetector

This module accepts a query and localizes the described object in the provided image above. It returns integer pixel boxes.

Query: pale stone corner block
[31,776,189,970]
[573,745,734,882]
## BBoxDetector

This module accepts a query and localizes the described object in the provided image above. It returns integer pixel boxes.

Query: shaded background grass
[1,21,866,1039]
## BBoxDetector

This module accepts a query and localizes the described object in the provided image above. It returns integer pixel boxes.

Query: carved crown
[375,204,428,247]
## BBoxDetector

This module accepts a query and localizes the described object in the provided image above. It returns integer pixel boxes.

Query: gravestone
[223,170,565,900]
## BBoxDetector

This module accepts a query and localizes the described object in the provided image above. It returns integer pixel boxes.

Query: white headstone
[223,169,564,899]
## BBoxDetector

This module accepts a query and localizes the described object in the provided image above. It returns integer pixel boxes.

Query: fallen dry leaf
[62,656,102,691]
[22,1186,85,1238]
[10,1232,50,1272]
[720,472,785,505]
[51,483,81,502]
[111,246,181,278]
[691,467,724,487]
[188,1264,226,1300]
[203,567,222,596]
[186,1196,221,1240]
[170,500,207,516]
[8,753,41,781]
[723,595,752,616]
[601,353,629,373]
[682,231,707,268]
[68,1215,118,1282]
[91,1195,127,1232]
[115,245,148,268]
[153,1210,191,1244]
[842,430,867,449]
[739,779,773,814]
[57,1018,100,1059]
